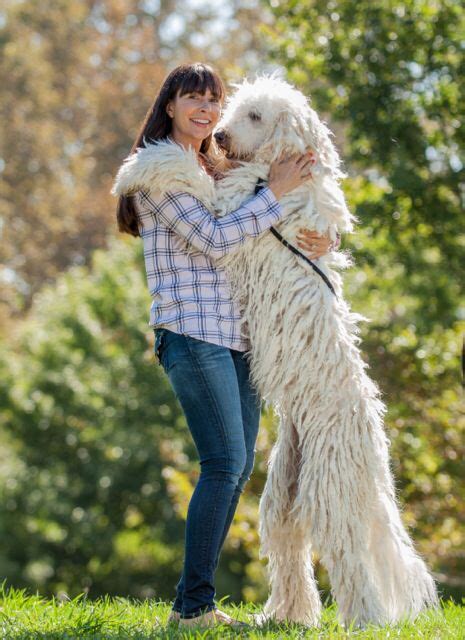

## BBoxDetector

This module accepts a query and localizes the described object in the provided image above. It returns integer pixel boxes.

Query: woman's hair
[117,62,226,237]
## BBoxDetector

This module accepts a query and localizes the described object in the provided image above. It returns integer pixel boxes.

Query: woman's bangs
[178,68,224,101]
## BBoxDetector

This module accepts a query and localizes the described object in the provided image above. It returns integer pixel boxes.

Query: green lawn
[0,582,463,639]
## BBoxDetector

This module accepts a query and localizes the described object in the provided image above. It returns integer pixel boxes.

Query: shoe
[178,607,250,629]
[167,610,181,624]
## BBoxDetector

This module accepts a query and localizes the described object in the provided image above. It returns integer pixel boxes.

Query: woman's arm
[145,185,283,259]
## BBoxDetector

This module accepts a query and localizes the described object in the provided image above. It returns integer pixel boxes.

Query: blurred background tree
[0,0,463,608]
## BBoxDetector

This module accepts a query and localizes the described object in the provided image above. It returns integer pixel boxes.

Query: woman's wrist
[267,181,284,201]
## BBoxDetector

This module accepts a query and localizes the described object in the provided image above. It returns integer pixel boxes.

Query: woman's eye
[187,93,220,105]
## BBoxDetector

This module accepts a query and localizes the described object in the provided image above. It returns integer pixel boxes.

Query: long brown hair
[116,62,226,237]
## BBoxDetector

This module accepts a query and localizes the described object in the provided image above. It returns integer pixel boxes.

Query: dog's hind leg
[288,420,388,629]
[288,391,438,629]
[362,422,439,623]
[366,487,439,623]
[258,409,322,627]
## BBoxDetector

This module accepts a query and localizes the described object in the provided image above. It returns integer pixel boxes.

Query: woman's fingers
[296,230,323,239]
[296,236,329,249]
[296,228,332,259]
[297,244,328,259]
[296,151,315,165]
[279,150,316,164]
[297,229,328,240]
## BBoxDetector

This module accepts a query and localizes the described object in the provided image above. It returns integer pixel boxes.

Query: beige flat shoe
[167,610,181,624]
[178,607,250,629]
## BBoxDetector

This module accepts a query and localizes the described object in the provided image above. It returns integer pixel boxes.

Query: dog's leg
[287,422,387,629]
[287,388,438,629]
[363,426,440,623]
[258,408,322,627]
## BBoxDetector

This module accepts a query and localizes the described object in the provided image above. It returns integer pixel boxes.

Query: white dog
[210,74,439,628]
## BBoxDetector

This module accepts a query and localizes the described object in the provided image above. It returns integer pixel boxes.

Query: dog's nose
[214,129,230,151]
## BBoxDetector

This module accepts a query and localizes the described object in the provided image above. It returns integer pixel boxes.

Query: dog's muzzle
[214,128,231,152]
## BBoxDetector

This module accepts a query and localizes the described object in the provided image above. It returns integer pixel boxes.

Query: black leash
[254,179,337,298]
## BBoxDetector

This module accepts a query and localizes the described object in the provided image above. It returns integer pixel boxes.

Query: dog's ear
[304,108,346,179]
[271,109,307,154]
[303,109,356,232]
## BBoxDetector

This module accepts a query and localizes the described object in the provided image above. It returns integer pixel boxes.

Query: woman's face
[166,87,222,145]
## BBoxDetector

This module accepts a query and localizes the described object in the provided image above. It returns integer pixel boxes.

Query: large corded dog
[112,74,439,629]
[213,74,439,628]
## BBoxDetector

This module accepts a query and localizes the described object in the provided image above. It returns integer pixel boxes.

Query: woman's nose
[195,98,209,110]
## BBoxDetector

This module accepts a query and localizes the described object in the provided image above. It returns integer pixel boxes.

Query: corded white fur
[111,75,439,629]
[111,136,216,209]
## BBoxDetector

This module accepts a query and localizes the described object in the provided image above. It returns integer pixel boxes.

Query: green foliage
[260,0,465,597]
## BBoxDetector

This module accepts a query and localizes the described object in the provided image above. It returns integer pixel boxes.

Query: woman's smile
[190,118,212,128]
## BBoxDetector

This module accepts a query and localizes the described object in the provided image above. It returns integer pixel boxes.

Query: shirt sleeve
[145,185,284,259]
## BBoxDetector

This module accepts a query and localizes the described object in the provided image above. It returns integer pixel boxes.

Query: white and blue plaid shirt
[135,185,283,352]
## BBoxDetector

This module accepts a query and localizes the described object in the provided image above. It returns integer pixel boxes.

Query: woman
[114,62,339,629]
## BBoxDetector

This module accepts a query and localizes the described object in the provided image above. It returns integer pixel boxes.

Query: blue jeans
[154,328,262,619]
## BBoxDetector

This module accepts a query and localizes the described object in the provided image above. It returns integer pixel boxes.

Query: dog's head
[214,73,345,179]
[214,73,356,232]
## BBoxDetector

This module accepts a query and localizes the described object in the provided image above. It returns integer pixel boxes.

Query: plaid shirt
[135,185,283,352]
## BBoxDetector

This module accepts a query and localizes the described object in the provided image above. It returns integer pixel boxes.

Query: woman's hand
[296,228,340,260]
[268,151,317,200]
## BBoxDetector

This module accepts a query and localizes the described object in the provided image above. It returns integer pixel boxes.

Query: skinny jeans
[153,327,261,619]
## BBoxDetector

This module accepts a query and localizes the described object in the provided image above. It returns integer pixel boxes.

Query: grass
[0,582,463,639]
